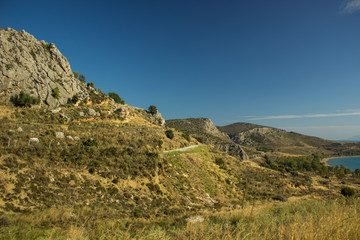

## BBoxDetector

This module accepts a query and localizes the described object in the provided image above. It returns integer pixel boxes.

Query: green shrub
[82,138,98,147]
[194,136,204,143]
[148,105,158,115]
[13,91,40,106]
[89,90,107,104]
[79,74,86,82]
[272,195,287,202]
[71,94,79,104]
[73,71,79,79]
[43,43,54,51]
[182,133,190,142]
[165,130,174,139]
[215,158,225,166]
[51,87,60,99]
[108,92,124,104]
[87,82,94,88]
[341,187,355,197]
[5,63,13,70]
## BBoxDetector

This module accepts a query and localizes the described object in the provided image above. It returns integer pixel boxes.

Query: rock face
[167,118,228,139]
[138,109,166,127]
[0,28,88,107]
[148,112,166,126]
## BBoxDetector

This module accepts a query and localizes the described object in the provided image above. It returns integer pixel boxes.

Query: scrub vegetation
[0,101,360,239]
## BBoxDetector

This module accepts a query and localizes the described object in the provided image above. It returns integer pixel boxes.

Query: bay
[327,156,360,172]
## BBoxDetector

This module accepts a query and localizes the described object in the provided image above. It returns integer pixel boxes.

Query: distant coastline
[322,156,360,171]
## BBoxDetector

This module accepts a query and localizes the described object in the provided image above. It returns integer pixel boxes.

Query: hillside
[166,118,248,160]
[3,102,350,218]
[218,122,360,156]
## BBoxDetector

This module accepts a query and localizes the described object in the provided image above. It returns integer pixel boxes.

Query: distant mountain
[218,122,360,155]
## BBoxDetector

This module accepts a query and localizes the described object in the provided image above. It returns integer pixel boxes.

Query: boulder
[87,108,97,116]
[29,138,39,144]
[50,108,62,114]
[115,107,130,119]
[55,132,65,138]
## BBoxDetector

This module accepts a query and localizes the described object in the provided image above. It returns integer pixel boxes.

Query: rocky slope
[166,118,248,160]
[0,28,88,107]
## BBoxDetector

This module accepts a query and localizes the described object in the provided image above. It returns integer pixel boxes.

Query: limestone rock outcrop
[0,28,88,107]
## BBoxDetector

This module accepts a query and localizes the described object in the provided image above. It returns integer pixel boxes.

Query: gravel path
[162,145,199,153]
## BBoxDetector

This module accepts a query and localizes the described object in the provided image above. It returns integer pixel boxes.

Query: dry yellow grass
[1,199,358,239]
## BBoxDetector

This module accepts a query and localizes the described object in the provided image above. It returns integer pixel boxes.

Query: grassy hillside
[1,102,360,239]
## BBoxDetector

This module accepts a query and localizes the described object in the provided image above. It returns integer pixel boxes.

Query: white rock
[88,108,97,116]
[50,108,61,113]
[55,132,65,138]
[29,138,39,144]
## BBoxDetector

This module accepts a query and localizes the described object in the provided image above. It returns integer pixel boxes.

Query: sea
[327,156,360,172]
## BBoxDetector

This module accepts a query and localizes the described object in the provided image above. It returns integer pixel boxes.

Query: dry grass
[1,199,359,239]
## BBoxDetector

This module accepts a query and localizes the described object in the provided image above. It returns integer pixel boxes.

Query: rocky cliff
[0,28,88,107]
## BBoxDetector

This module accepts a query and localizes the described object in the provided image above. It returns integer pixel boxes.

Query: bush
[108,92,124,104]
[165,130,174,139]
[194,136,204,143]
[79,74,86,82]
[43,43,54,51]
[215,158,225,166]
[182,133,190,142]
[341,187,355,197]
[272,195,287,202]
[83,138,98,147]
[13,91,40,106]
[73,71,79,79]
[148,105,158,115]
[51,87,59,99]
[71,94,79,104]
[87,82,94,88]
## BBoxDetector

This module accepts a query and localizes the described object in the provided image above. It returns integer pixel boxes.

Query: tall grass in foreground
[0,199,359,239]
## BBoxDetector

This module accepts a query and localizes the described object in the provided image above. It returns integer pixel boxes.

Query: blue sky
[1,0,360,140]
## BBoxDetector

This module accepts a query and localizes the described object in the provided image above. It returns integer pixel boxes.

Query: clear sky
[1,0,360,140]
